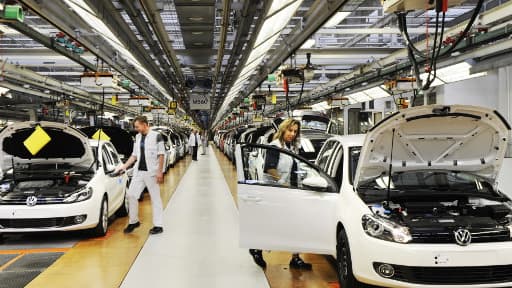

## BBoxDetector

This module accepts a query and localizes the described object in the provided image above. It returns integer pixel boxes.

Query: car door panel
[236,144,338,254]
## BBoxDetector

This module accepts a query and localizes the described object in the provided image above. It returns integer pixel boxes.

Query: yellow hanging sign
[92,128,111,141]
[23,125,51,156]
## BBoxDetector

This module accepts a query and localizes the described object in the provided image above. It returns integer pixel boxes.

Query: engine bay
[369,197,512,243]
[0,165,93,203]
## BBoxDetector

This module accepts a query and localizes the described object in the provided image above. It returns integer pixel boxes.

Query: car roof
[327,134,366,147]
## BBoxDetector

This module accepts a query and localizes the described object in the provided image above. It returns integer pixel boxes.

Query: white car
[236,105,512,288]
[0,121,129,237]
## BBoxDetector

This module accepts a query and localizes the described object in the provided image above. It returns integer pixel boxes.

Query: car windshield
[300,116,329,131]
[358,170,503,201]
[349,146,361,185]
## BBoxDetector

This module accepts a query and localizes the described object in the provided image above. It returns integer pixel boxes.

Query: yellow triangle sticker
[92,129,111,141]
[23,125,52,156]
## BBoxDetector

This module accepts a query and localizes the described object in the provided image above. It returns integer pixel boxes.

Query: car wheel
[90,196,109,237]
[337,229,361,288]
[116,184,129,217]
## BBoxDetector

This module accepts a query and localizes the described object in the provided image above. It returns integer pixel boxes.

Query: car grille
[0,197,66,205]
[374,262,512,285]
[411,229,510,244]
[0,216,83,229]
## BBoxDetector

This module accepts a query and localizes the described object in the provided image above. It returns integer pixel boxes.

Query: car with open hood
[236,105,512,288]
[0,121,129,237]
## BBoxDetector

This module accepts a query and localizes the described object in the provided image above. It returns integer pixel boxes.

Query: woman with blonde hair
[249,118,312,270]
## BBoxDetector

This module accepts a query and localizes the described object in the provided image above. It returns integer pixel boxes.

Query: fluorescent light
[419,73,444,87]
[254,1,301,47]
[312,101,330,111]
[345,86,390,104]
[268,0,297,16]
[301,39,316,49]
[63,0,172,100]
[436,62,487,83]
[214,0,304,125]
[0,24,20,35]
[323,12,351,28]
[364,86,390,98]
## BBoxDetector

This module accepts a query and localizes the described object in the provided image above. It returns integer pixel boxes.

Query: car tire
[116,184,129,217]
[337,229,362,288]
[90,196,109,237]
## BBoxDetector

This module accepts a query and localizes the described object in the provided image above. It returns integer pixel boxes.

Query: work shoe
[249,249,267,268]
[124,222,140,234]
[149,226,163,234]
[289,256,312,270]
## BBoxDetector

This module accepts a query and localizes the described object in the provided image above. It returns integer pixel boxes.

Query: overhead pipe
[138,0,185,85]
[211,0,231,111]
[118,0,181,97]
[0,60,138,114]
[19,0,170,106]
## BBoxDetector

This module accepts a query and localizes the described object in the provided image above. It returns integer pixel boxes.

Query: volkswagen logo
[454,228,472,246]
[26,196,38,207]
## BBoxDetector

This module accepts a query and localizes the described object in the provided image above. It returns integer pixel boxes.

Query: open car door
[236,143,339,254]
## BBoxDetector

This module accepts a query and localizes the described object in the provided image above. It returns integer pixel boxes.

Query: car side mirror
[302,176,329,189]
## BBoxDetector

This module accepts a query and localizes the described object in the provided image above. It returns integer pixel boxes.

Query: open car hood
[354,105,511,188]
[0,121,94,173]
[80,126,133,159]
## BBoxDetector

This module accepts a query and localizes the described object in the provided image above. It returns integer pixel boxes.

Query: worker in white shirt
[115,116,165,235]
[200,131,208,155]
[188,129,199,161]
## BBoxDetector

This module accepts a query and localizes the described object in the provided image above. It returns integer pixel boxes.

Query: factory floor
[0,145,341,288]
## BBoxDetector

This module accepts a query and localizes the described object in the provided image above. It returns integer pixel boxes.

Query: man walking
[115,116,165,235]
[200,131,208,155]
[188,129,199,161]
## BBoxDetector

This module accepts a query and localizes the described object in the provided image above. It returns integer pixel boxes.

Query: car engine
[369,198,512,243]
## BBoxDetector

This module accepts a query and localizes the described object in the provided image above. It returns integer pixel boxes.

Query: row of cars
[218,105,512,288]
[0,122,189,238]
[214,110,335,163]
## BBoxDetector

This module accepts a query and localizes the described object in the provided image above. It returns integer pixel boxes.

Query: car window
[316,140,338,173]
[106,143,121,165]
[240,144,338,193]
[349,147,361,185]
[102,146,116,172]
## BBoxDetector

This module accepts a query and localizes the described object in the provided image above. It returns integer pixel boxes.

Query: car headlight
[362,214,412,244]
[63,187,93,203]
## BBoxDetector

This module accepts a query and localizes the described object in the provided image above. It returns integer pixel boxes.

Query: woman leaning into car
[249,118,312,270]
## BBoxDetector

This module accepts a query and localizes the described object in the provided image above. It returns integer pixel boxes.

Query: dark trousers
[192,145,198,160]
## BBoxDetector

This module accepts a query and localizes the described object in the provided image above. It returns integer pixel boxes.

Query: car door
[101,144,122,214]
[236,143,339,254]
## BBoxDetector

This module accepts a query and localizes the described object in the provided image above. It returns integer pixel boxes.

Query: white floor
[121,147,269,288]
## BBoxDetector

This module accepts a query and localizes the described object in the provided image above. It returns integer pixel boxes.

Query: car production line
[0,144,357,288]
[0,157,191,288]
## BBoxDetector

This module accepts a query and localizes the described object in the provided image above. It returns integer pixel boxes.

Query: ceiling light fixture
[323,11,351,28]
[301,39,316,49]
[188,17,204,21]
[215,0,304,125]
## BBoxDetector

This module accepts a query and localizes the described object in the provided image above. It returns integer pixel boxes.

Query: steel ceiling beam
[210,0,231,113]
[4,20,97,71]
[213,0,263,111]
[265,24,512,115]
[213,0,357,127]
[138,0,185,85]
[18,0,169,105]
[83,0,175,104]
[0,59,138,114]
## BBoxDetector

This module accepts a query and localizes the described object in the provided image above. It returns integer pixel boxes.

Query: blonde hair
[273,118,301,150]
